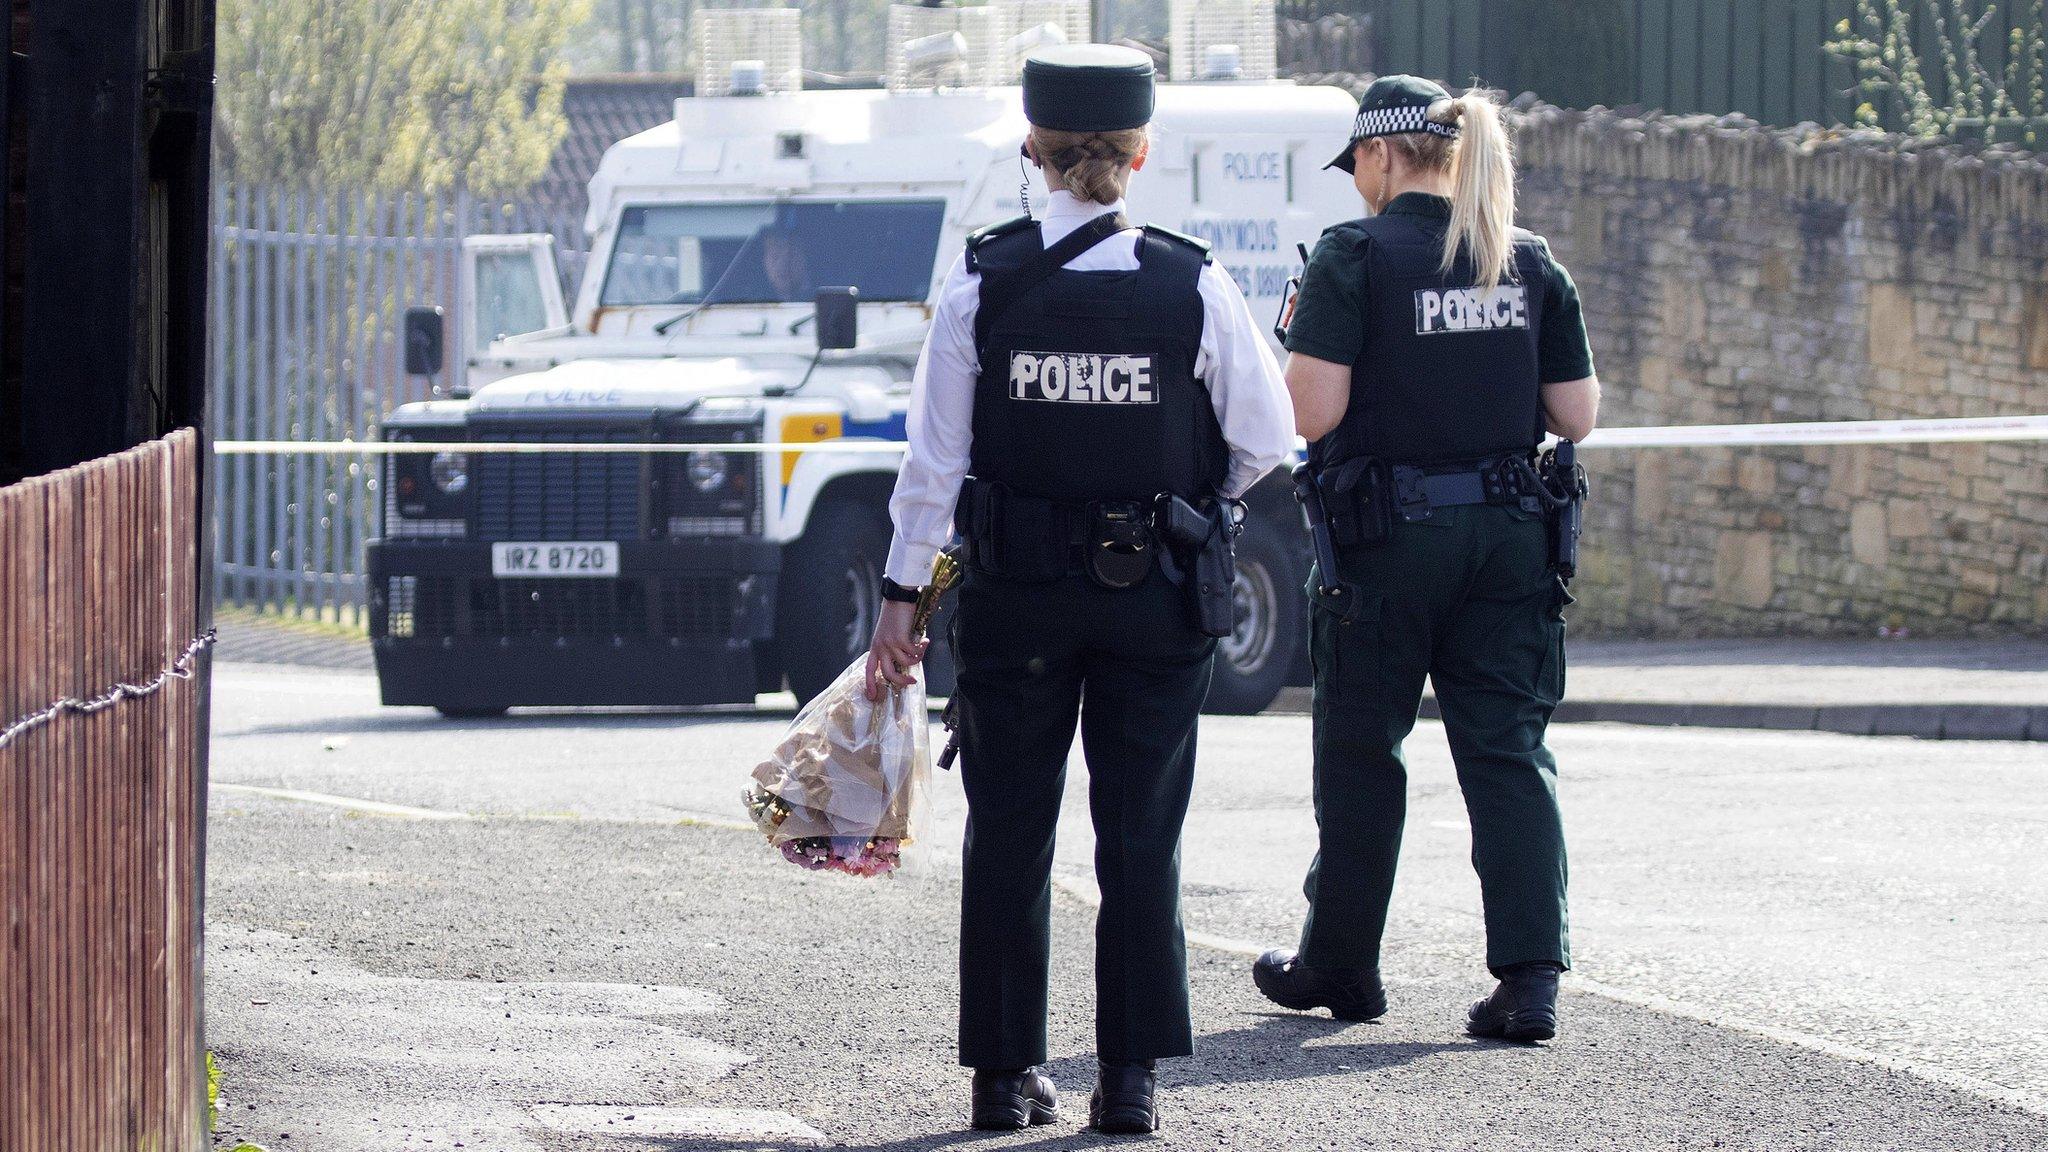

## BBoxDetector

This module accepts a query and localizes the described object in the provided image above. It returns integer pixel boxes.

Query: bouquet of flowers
[742,550,960,877]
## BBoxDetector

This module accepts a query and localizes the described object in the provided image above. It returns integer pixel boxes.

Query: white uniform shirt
[885,191,1296,585]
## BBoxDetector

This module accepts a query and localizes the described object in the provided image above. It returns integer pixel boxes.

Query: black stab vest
[1322,211,1551,469]
[967,222,1224,505]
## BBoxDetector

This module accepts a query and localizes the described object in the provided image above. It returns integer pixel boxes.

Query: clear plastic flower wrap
[743,550,960,878]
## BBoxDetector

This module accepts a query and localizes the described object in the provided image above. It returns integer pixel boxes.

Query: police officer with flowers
[1254,76,1602,1043]
[864,44,1293,1134]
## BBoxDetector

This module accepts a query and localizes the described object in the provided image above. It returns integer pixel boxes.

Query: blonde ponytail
[1440,92,1517,288]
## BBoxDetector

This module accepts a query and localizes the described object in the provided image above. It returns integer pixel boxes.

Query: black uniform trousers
[1299,504,1572,976]
[953,566,1214,1070]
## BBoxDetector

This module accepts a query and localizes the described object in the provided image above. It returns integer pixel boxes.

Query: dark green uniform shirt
[1284,193,1595,384]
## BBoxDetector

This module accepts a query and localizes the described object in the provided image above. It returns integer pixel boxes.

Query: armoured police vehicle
[368,2,1357,716]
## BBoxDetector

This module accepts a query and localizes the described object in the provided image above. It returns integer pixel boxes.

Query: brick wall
[1509,107,2048,637]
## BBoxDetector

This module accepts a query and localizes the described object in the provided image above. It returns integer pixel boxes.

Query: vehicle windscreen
[599,200,947,307]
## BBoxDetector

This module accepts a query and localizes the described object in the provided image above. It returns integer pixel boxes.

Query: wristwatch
[880,577,923,604]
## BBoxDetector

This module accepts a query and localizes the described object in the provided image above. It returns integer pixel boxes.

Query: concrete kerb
[218,613,2047,743]
[1939,706,2036,742]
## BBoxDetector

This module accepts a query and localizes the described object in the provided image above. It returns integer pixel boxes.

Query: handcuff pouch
[1082,501,1155,590]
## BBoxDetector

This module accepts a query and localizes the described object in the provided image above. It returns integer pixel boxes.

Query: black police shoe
[969,1067,1058,1130]
[1466,961,1563,1043]
[1089,1060,1158,1135]
[1252,948,1388,1021]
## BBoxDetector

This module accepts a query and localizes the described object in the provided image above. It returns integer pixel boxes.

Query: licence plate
[491,542,620,578]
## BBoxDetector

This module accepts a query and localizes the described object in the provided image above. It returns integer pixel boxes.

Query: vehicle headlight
[684,451,728,492]
[430,452,469,495]
[660,417,760,539]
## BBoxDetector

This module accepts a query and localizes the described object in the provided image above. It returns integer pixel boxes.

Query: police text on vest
[1008,351,1159,404]
[1413,286,1529,335]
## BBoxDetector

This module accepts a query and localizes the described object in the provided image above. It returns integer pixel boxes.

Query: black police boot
[1466,961,1563,1043]
[969,1067,1058,1130]
[1252,948,1388,1022]
[1089,1060,1158,1135]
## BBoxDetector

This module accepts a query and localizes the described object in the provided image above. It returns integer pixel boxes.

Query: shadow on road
[1044,1013,1476,1093]
[554,1017,1483,1150]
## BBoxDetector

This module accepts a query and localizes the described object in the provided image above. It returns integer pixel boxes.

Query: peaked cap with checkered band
[1327,75,1460,174]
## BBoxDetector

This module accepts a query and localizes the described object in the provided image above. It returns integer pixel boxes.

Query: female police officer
[864,44,1293,1134]
[1252,76,1601,1043]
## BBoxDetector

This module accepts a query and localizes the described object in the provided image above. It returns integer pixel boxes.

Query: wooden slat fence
[0,429,208,1152]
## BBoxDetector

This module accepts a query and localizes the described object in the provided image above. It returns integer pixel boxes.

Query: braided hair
[1028,126,1148,205]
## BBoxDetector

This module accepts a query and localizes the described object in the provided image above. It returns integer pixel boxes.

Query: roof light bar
[698,7,803,97]
[1170,0,1275,83]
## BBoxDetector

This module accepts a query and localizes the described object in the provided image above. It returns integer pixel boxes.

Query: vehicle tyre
[778,498,959,706]
[434,705,509,719]
[1203,512,1305,715]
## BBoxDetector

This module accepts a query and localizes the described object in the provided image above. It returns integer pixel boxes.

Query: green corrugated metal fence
[1280,1,2037,131]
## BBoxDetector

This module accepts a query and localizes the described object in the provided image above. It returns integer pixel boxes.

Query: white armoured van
[369,1,1359,715]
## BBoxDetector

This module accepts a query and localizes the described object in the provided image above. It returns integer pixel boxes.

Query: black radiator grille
[397,575,739,639]
[659,576,741,636]
[379,575,465,639]
[472,426,646,542]
[477,578,652,636]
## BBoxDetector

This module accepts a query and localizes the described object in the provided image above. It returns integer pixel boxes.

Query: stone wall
[1285,76,2048,637]
[1509,108,2048,636]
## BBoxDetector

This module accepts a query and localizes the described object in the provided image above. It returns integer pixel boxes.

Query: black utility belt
[1321,453,1547,547]
[957,478,1240,636]
[1303,445,1589,580]
[957,479,1203,585]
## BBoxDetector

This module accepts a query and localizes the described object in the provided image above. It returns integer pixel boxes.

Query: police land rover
[368,2,1358,716]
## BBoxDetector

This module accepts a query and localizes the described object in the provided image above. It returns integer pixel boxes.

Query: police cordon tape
[211,414,2048,457]
[211,439,911,455]
[1577,413,2048,448]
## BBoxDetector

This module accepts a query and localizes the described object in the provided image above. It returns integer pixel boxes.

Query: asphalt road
[205,662,2048,1149]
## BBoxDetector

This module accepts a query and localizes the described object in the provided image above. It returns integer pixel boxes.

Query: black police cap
[1022,44,1156,133]
[1327,74,1460,174]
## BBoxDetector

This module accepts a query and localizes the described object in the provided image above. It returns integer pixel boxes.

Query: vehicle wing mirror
[404,305,446,376]
[815,286,859,351]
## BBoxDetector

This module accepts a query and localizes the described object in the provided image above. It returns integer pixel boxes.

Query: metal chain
[0,629,217,751]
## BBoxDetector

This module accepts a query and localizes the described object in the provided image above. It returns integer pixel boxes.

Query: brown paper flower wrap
[742,550,959,876]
